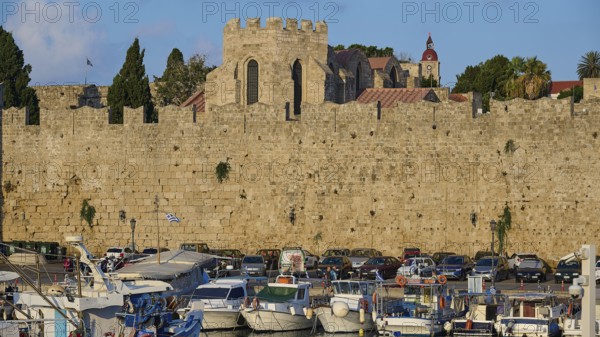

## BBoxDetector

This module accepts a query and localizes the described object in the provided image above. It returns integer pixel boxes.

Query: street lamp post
[130,218,136,253]
[490,219,497,288]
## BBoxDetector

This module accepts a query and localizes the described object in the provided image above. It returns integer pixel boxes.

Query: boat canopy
[256,285,298,302]
[117,250,216,280]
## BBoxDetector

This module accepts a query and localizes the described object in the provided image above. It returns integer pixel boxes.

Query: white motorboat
[10,235,204,337]
[497,293,565,337]
[240,274,314,331]
[189,278,249,329]
[446,292,511,336]
[375,275,456,336]
[314,280,377,332]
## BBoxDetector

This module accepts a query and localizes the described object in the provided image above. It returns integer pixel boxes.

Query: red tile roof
[368,57,392,70]
[181,90,205,112]
[549,81,583,94]
[357,88,438,107]
[449,93,468,102]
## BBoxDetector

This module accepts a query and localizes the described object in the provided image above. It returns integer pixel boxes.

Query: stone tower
[205,17,333,114]
[420,33,440,87]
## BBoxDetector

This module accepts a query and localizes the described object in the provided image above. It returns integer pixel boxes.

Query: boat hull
[557,318,600,337]
[451,319,495,337]
[241,309,314,332]
[203,309,246,330]
[377,316,444,337]
[315,306,374,333]
[499,318,559,337]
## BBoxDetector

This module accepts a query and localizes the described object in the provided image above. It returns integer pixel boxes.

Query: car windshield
[443,256,464,264]
[557,260,580,268]
[476,258,499,266]
[520,260,542,269]
[519,254,537,259]
[365,258,385,265]
[324,250,344,257]
[351,249,372,257]
[143,248,157,254]
[243,256,263,264]
[107,248,122,253]
[404,253,419,259]
[322,257,343,264]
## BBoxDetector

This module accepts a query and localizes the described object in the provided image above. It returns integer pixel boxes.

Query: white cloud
[5,0,106,85]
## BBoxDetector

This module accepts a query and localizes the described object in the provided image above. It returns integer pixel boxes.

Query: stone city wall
[2,97,600,263]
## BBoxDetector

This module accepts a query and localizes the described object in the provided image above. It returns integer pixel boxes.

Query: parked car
[320,248,351,262]
[349,248,383,270]
[397,257,436,277]
[210,249,244,269]
[508,252,538,271]
[431,252,456,265]
[358,256,402,280]
[554,259,581,284]
[515,258,549,282]
[473,251,492,262]
[471,256,510,281]
[105,247,133,260]
[141,247,170,255]
[180,242,210,254]
[241,255,267,276]
[596,259,600,284]
[256,249,281,270]
[318,256,353,279]
[303,250,320,269]
[436,255,475,280]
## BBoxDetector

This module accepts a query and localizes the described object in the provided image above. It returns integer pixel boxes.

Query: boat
[189,278,249,329]
[562,291,600,337]
[314,279,377,332]
[446,292,511,336]
[116,249,216,296]
[240,274,314,331]
[9,235,204,337]
[375,275,456,336]
[497,293,566,337]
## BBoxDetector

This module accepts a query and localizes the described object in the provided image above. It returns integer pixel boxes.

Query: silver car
[241,255,266,276]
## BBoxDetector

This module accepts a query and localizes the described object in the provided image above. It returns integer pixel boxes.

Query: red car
[358,256,402,279]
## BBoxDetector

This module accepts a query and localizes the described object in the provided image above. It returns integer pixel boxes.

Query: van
[279,247,306,275]
[180,243,210,254]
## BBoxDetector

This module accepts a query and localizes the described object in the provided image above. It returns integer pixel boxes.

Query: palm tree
[514,57,551,100]
[504,56,525,98]
[577,51,600,79]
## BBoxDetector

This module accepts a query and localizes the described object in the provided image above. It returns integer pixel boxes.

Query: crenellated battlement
[224,17,327,33]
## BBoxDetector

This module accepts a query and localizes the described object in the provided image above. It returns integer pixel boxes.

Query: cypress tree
[107,38,154,124]
[155,48,186,106]
[0,26,40,124]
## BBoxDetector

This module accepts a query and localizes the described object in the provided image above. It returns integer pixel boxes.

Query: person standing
[330,266,338,281]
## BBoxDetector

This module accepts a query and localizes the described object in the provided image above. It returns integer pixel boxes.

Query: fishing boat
[375,275,456,336]
[240,274,314,331]
[445,292,511,336]
[189,278,249,329]
[314,279,377,333]
[9,235,204,337]
[497,293,565,337]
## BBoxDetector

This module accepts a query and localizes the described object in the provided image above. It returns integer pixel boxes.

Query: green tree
[334,44,394,58]
[0,26,40,124]
[420,77,438,88]
[577,51,600,79]
[557,86,583,103]
[107,38,154,124]
[452,65,481,94]
[155,50,214,107]
[453,55,511,111]
[516,57,551,100]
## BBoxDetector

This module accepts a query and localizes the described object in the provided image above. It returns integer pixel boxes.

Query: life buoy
[252,297,260,310]
[395,275,407,287]
[438,296,446,309]
[465,319,473,330]
[437,275,447,284]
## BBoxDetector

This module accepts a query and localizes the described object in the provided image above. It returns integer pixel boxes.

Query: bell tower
[420,33,440,87]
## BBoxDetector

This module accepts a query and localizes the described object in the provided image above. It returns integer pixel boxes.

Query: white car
[397,257,436,277]
[105,247,133,260]
[508,252,538,271]
[596,260,600,283]
[303,250,320,269]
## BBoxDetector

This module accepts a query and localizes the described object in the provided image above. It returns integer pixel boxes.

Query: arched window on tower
[247,60,259,105]
[292,60,302,114]
[390,66,397,88]
[355,63,361,98]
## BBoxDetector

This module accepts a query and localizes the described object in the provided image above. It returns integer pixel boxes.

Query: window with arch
[390,66,397,88]
[355,63,361,98]
[292,60,302,114]
[247,60,259,105]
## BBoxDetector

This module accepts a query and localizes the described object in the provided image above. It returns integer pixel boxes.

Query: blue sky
[3,0,599,87]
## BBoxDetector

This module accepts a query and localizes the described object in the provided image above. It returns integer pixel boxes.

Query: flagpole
[155,194,160,264]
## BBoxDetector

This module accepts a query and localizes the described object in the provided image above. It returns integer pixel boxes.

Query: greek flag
[375,270,384,281]
[86,58,93,67]
[166,213,181,223]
